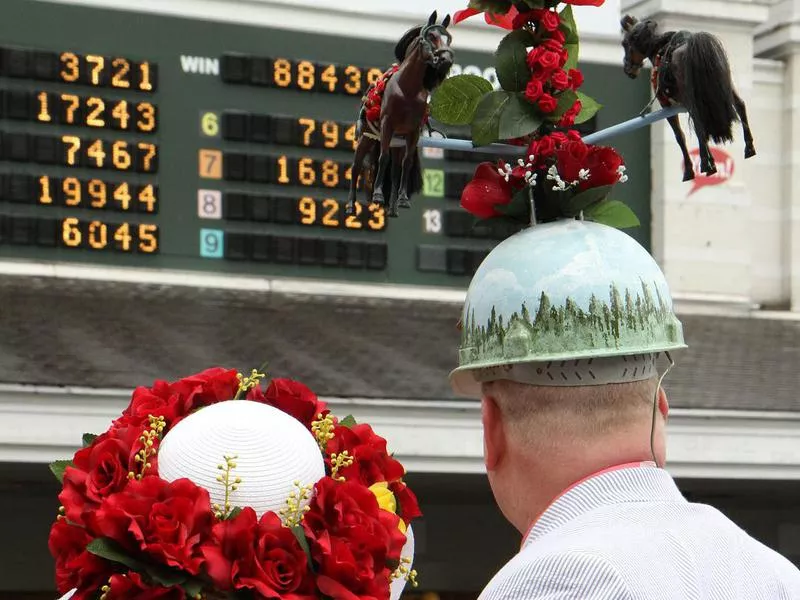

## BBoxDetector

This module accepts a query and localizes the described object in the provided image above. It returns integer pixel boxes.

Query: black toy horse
[346,11,454,217]
[621,15,755,181]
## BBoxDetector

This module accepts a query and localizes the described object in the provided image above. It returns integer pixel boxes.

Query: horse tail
[682,32,739,144]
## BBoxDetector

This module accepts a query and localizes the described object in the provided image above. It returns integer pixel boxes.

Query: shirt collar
[521,462,685,549]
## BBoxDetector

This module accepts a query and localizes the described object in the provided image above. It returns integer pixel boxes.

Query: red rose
[562,0,604,5]
[203,508,315,599]
[527,135,557,164]
[557,99,582,127]
[325,423,405,486]
[555,139,590,184]
[537,50,561,71]
[550,28,566,45]
[453,5,518,29]
[167,368,241,422]
[390,481,422,525]
[460,162,514,219]
[103,571,186,599]
[248,378,329,429]
[549,132,570,146]
[88,477,213,575]
[568,68,584,90]
[525,47,543,70]
[567,129,583,141]
[303,477,406,600]
[550,69,569,91]
[48,518,111,597]
[117,381,177,429]
[539,10,560,32]
[538,93,558,113]
[524,79,544,103]
[60,423,143,525]
[583,145,624,188]
[366,106,381,122]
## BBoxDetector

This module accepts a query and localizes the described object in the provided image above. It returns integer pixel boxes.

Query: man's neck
[511,444,657,536]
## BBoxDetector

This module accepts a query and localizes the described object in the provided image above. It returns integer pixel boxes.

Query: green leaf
[564,41,580,71]
[338,414,357,428]
[567,184,614,214]
[86,537,150,572]
[584,200,641,228]
[496,187,533,219]
[181,579,205,598]
[291,525,315,572]
[547,89,578,122]
[575,91,602,124]
[498,93,543,141]
[225,506,243,520]
[495,30,535,92]
[49,460,74,483]
[430,74,494,126]
[471,90,512,146]
[559,5,579,44]
[82,433,98,448]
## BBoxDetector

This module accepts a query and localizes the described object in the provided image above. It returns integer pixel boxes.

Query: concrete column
[756,1,800,311]
[621,0,770,306]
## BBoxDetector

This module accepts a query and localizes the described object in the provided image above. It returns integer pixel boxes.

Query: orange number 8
[273,58,292,87]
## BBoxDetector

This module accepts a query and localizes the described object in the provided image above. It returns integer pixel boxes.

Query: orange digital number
[368,203,386,230]
[112,140,132,170]
[60,52,79,82]
[111,58,131,88]
[298,197,316,224]
[276,155,290,184]
[114,222,132,251]
[137,142,157,171]
[86,55,105,85]
[273,58,292,87]
[136,102,156,132]
[345,124,357,150]
[87,179,107,208]
[138,185,157,212]
[345,201,363,229]
[62,177,81,206]
[343,65,362,94]
[320,64,337,92]
[37,92,52,122]
[87,139,107,168]
[321,121,339,149]
[298,158,316,186]
[298,117,315,146]
[111,100,130,129]
[38,175,53,204]
[60,94,80,124]
[113,182,132,210]
[321,198,339,227]
[61,135,81,166]
[85,97,105,128]
[366,67,383,86]
[87,220,108,249]
[296,60,315,91]
[62,217,81,246]
[138,62,155,91]
[138,224,158,253]
[321,160,339,188]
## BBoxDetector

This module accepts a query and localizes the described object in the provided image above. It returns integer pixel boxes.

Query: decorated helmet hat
[50,367,420,600]
[449,219,687,398]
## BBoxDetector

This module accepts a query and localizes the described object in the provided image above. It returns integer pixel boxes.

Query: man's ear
[657,386,669,421]
[481,394,506,471]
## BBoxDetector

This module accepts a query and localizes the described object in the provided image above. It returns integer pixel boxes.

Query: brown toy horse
[346,11,454,217]
[621,15,755,181]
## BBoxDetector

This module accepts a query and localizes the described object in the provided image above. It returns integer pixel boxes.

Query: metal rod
[416,106,686,154]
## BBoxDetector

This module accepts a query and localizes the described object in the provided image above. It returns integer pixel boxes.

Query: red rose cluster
[460,132,625,220]
[49,367,421,600]
[513,9,584,125]
[364,65,400,123]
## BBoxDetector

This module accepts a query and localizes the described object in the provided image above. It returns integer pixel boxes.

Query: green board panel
[0,0,651,288]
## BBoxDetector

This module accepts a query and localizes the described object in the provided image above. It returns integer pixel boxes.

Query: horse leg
[733,92,756,159]
[388,148,402,218]
[696,126,717,176]
[667,115,695,182]
[371,120,392,206]
[346,137,369,215]
[398,131,419,208]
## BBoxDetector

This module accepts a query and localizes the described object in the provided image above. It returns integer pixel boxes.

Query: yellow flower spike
[330,451,354,481]
[214,454,241,520]
[235,368,267,399]
[279,481,314,527]
[311,413,336,452]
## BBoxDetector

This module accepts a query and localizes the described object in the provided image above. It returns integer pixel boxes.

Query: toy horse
[346,11,454,217]
[620,15,755,181]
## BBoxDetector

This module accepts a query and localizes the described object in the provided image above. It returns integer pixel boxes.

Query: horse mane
[395,26,422,62]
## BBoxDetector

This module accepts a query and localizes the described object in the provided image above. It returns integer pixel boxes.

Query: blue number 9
[200,228,224,258]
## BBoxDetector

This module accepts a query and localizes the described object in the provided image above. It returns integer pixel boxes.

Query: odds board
[0,0,651,288]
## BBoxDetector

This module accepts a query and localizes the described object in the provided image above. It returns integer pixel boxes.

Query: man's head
[478,376,669,532]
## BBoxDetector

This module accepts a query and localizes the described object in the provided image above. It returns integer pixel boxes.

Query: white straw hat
[156,400,326,517]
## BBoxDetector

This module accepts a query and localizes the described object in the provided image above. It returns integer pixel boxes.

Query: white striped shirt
[480,464,800,599]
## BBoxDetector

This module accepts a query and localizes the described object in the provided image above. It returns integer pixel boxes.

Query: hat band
[471,353,661,387]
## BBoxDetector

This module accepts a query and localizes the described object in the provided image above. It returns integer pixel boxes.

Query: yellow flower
[369,481,406,533]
